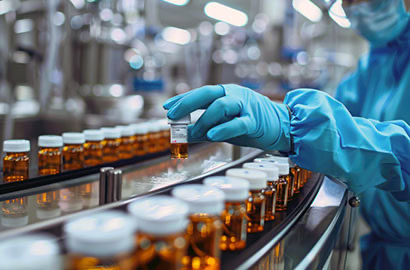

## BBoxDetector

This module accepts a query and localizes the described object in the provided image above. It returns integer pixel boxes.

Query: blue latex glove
[163,84,291,152]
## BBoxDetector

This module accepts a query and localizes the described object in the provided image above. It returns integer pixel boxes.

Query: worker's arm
[163,85,410,201]
[285,89,410,202]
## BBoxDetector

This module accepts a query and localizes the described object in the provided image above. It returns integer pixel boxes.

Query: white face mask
[344,0,410,46]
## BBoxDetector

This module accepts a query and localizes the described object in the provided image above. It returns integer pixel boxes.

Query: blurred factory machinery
[0,0,367,146]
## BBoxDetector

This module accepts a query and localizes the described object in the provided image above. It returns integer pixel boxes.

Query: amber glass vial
[168,115,191,159]
[38,135,62,176]
[226,168,268,233]
[117,125,135,159]
[65,211,136,270]
[2,140,30,183]
[146,122,162,154]
[274,162,290,211]
[62,133,85,171]
[0,234,61,269]
[172,185,224,270]
[128,196,189,270]
[130,124,149,156]
[83,129,104,166]
[160,121,171,151]
[243,162,279,221]
[204,176,249,251]
[101,128,121,163]
[292,165,301,194]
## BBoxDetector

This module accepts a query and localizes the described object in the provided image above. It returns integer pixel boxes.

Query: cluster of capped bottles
[0,155,311,270]
[1,120,178,182]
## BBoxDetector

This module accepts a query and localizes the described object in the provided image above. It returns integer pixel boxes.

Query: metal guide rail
[0,146,329,270]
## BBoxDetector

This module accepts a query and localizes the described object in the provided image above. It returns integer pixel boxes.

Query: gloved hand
[163,84,291,152]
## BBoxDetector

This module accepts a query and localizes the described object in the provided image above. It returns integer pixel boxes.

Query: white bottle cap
[243,162,279,181]
[3,140,30,153]
[168,114,191,125]
[38,136,63,148]
[62,133,85,145]
[146,121,161,133]
[256,156,295,167]
[171,184,225,215]
[130,124,149,135]
[64,211,136,257]
[116,125,134,137]
[255,159,289,176]
[128,195,189,236]
[0,234,61,270]
[83,129,104,141]
[159,121,170,131]
[100,128,121,139]
[203,176,249,202]
[226,168,267,190]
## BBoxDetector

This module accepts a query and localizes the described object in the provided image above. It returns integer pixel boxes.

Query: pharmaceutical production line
[0,143,350,269]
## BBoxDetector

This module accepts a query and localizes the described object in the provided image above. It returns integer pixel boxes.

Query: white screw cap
[100,128,121,139]
[243,162,279,181]
[116,125,134,137]
[64,211,136,257]
[226,168,267,190]
[203,176,249,202]
[128,195,189,236]
[83,130,104,141]
[62,133,85,144]
[38,135,63,148]
[3,140,30,153]
[172,184,225,215]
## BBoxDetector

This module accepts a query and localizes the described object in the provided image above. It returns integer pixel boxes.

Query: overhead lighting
[204,2,248,27]
[161,0,189,6]
[162,26,191,45]
[328,0,351,28]
[292,0,323,23]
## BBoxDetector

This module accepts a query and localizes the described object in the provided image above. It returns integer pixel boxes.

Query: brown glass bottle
[83,130,104,166]
[276,176,289,211]
[65,211,137,270]
[62,133,85,171]
[38,135,63,176]
[292,166,301,194]
[220,202,247,251]
[117,126,135,159]
[128,196,189,270]
[3,140,30,182]
[247,190,266,233]
[101,128,121,163]
[168,115,190,159]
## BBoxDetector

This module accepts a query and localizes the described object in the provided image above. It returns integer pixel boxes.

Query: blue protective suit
[285,22,410,269]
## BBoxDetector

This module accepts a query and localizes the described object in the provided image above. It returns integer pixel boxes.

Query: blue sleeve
[334,56,369,116]
[284,89,410,201]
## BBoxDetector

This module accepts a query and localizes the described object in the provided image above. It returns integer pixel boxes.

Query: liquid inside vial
[38,147,61,176]
[84,141,103,166]
[220,202,247,251]
[246,190,265,233]
[63,144,84,171]
[119,136,134,159]
[286,174,295,201]
[276,177,288,211]
[184,214,222,270]
[147,131,161,154]
[263,181,277,221]
[102,138,120,163]
[136,232,187,270]
[134,134,148,156]
[3,152,29,182]
[170,124,188,159]
[292,166,301,194]
[68,253,136,270]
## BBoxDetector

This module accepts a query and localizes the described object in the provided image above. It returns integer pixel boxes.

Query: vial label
[171,126,187,144]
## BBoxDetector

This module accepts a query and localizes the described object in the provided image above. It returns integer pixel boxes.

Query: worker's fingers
[191,95,241,138]
[166,85,225,120]
[206,116,250,142]
[162,92,190,110]
[187,124,209,143]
